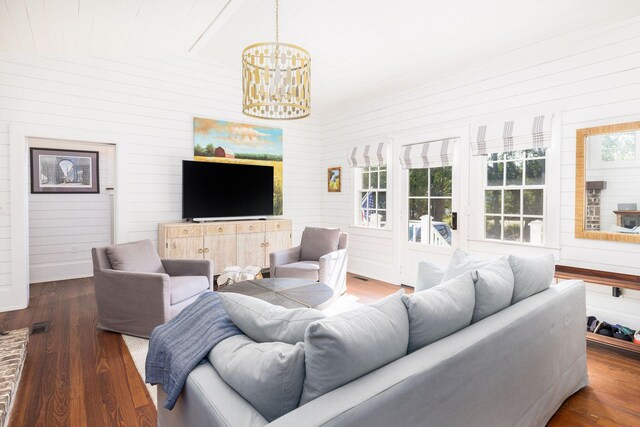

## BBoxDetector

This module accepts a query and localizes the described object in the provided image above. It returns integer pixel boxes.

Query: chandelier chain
[275,0,279,45]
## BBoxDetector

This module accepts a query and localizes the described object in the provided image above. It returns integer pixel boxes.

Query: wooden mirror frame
[575,121,640,243]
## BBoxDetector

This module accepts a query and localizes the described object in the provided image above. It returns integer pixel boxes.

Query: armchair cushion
[300,227,340,261]
[275,261,320,281]
[105,239,165,274]
[170,276,210,304]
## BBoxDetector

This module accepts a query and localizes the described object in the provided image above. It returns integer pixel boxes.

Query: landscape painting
[194,118,283,215]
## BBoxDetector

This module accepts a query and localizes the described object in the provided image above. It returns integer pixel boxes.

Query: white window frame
[353,165,389,229]
[483,149,546,244]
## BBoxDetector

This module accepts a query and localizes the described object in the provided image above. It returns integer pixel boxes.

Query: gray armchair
[91,240,213,338]
[270,227,349,296]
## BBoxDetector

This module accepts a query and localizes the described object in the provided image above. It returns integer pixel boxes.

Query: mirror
[576,121,640,243]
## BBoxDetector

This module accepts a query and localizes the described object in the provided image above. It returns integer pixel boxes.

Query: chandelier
[242,0,311,120]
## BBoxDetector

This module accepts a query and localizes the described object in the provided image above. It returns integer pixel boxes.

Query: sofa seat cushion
[472,257,515,323]
[300,227,340,261]
[276,261,320,281]
[509,254,555,304]
[300,290,409,405]
[170,276,209,304]
[105,239,165,274]
[219,292,325,344]
[209,335,305,422]
[402,273,475,353]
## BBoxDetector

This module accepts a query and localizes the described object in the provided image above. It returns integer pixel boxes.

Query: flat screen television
[182,160,274,220]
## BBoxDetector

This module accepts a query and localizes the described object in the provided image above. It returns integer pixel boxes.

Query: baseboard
[29,261,93,284]
[348,257,400,285]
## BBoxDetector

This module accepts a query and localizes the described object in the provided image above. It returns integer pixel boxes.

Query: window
[484,149,545,244]
[408,166,452,246]
[357,165,387,228]
[601,131,636,162]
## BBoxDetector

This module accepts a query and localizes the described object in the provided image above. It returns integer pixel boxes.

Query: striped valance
[471,114,553,156]
[400,138,456,169]
[347,142,387,167]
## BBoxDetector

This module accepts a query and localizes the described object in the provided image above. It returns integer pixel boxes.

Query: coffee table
[218,278,334,310]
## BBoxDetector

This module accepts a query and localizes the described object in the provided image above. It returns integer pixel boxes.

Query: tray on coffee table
[218,278,334,310]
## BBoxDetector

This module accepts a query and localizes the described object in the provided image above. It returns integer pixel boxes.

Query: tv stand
[158,219,292,275]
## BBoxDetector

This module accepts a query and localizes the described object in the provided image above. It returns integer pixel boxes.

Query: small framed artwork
[328,167,341,192]
[30,148,100,194]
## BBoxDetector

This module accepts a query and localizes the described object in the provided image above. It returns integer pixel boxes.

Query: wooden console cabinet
[158,219,292,274]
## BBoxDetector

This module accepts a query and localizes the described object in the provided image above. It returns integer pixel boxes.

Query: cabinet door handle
[204,248,210,253]
[183,229,189,235]
[276,224,281,229]
[249,225,254,231]
[198,248,204,254]
[265,242,270,247]
[218,227,223,232]
[260,242,265,247]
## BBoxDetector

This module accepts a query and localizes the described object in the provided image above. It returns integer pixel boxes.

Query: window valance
[400,138,456,169]
[471,114,553,156]
[347,142,387,167]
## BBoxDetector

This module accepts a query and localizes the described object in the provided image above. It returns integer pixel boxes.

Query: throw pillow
[442,249,492,282]
[471,257,515,323]
[299,290,409,405]
[402,273,475,353]
[219,292,326,344]
[209,335,305,422]
[105,239,165,274]
[415,259,445,292]
[300,227,340,261]
[509,253,555,304]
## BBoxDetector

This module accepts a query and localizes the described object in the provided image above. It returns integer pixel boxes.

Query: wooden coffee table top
[218,278,334,309]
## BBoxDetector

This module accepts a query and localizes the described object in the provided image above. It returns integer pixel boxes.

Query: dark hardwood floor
[0,274,638,426]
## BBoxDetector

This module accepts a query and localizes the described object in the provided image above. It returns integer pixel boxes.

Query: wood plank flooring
[0,273,638,426]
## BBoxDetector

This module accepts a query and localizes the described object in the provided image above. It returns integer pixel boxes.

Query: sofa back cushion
[300,290,409,405]
[402,273,475,353]
[509,254,555,304]
[219,292,326,344]
[300,227,340,261]
[105,239,165,274]
[208,335,305,422]
[442,249,491,282]
[472,257,515,323]
[415,259,445,292]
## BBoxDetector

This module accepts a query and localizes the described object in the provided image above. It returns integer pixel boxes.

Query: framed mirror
[575,121,640,243]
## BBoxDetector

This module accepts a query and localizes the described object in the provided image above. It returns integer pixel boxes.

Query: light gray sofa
[92,240,213,338]
[270,227,349,296]
[157,279,588,427]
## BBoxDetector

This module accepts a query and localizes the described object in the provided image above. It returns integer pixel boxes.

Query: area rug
[0,328,29,427]
[121,293,364,409]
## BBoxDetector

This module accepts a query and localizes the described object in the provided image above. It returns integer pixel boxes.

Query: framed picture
[328,167,341,192]
[30,148,100,194]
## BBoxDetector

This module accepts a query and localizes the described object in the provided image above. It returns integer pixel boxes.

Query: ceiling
[2,0,640,115]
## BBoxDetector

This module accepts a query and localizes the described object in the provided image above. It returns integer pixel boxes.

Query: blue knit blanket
[145,291,241,409]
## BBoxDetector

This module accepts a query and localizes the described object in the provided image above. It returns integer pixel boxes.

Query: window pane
[526,148,546,158]
[485,216,501,239]
[409,169,428,196]
[361,192,374,212]
[602,132,636,161]
[525,159,545,185]
[430,167,452,197]
[361,172,369,189]
[370,171,378,188]
[377,192,386,209]
[503,217,521,241]
[367,210,379,227]
[430,198,452,225]
[523,217,544,244]
[487,163,504,186]
[506,161,523,185]
[504,189,521,215]
[379,170,387,188]
[379,211,387,227]
[409,199,428,221]
[408,222,422,243]
[523,189,544,215]
[504,150,524,160]
[488,153,500,161]
[485,190,502,214]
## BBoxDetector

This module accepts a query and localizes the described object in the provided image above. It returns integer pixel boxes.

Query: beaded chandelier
[241,0,311,120]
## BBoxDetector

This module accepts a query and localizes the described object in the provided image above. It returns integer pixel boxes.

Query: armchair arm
[162,259,213,289]
[94,269,171,338]
[319,249,348,296]
[269,246,301,278]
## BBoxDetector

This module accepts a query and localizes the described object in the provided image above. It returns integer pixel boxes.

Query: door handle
[451,212,458,231]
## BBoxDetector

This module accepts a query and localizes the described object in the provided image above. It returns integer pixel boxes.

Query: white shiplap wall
[321,17,640,327]
[0,54,323,310]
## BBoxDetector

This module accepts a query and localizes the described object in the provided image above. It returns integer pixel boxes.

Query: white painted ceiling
[2,0,640,114]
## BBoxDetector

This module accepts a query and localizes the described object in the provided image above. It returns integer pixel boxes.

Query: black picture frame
[30,147,100,194]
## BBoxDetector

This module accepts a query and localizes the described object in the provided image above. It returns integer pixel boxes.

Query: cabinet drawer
[204,223,237,235]
[237,221,265,234]
[266,220,291,232]
[166,225,203,238]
